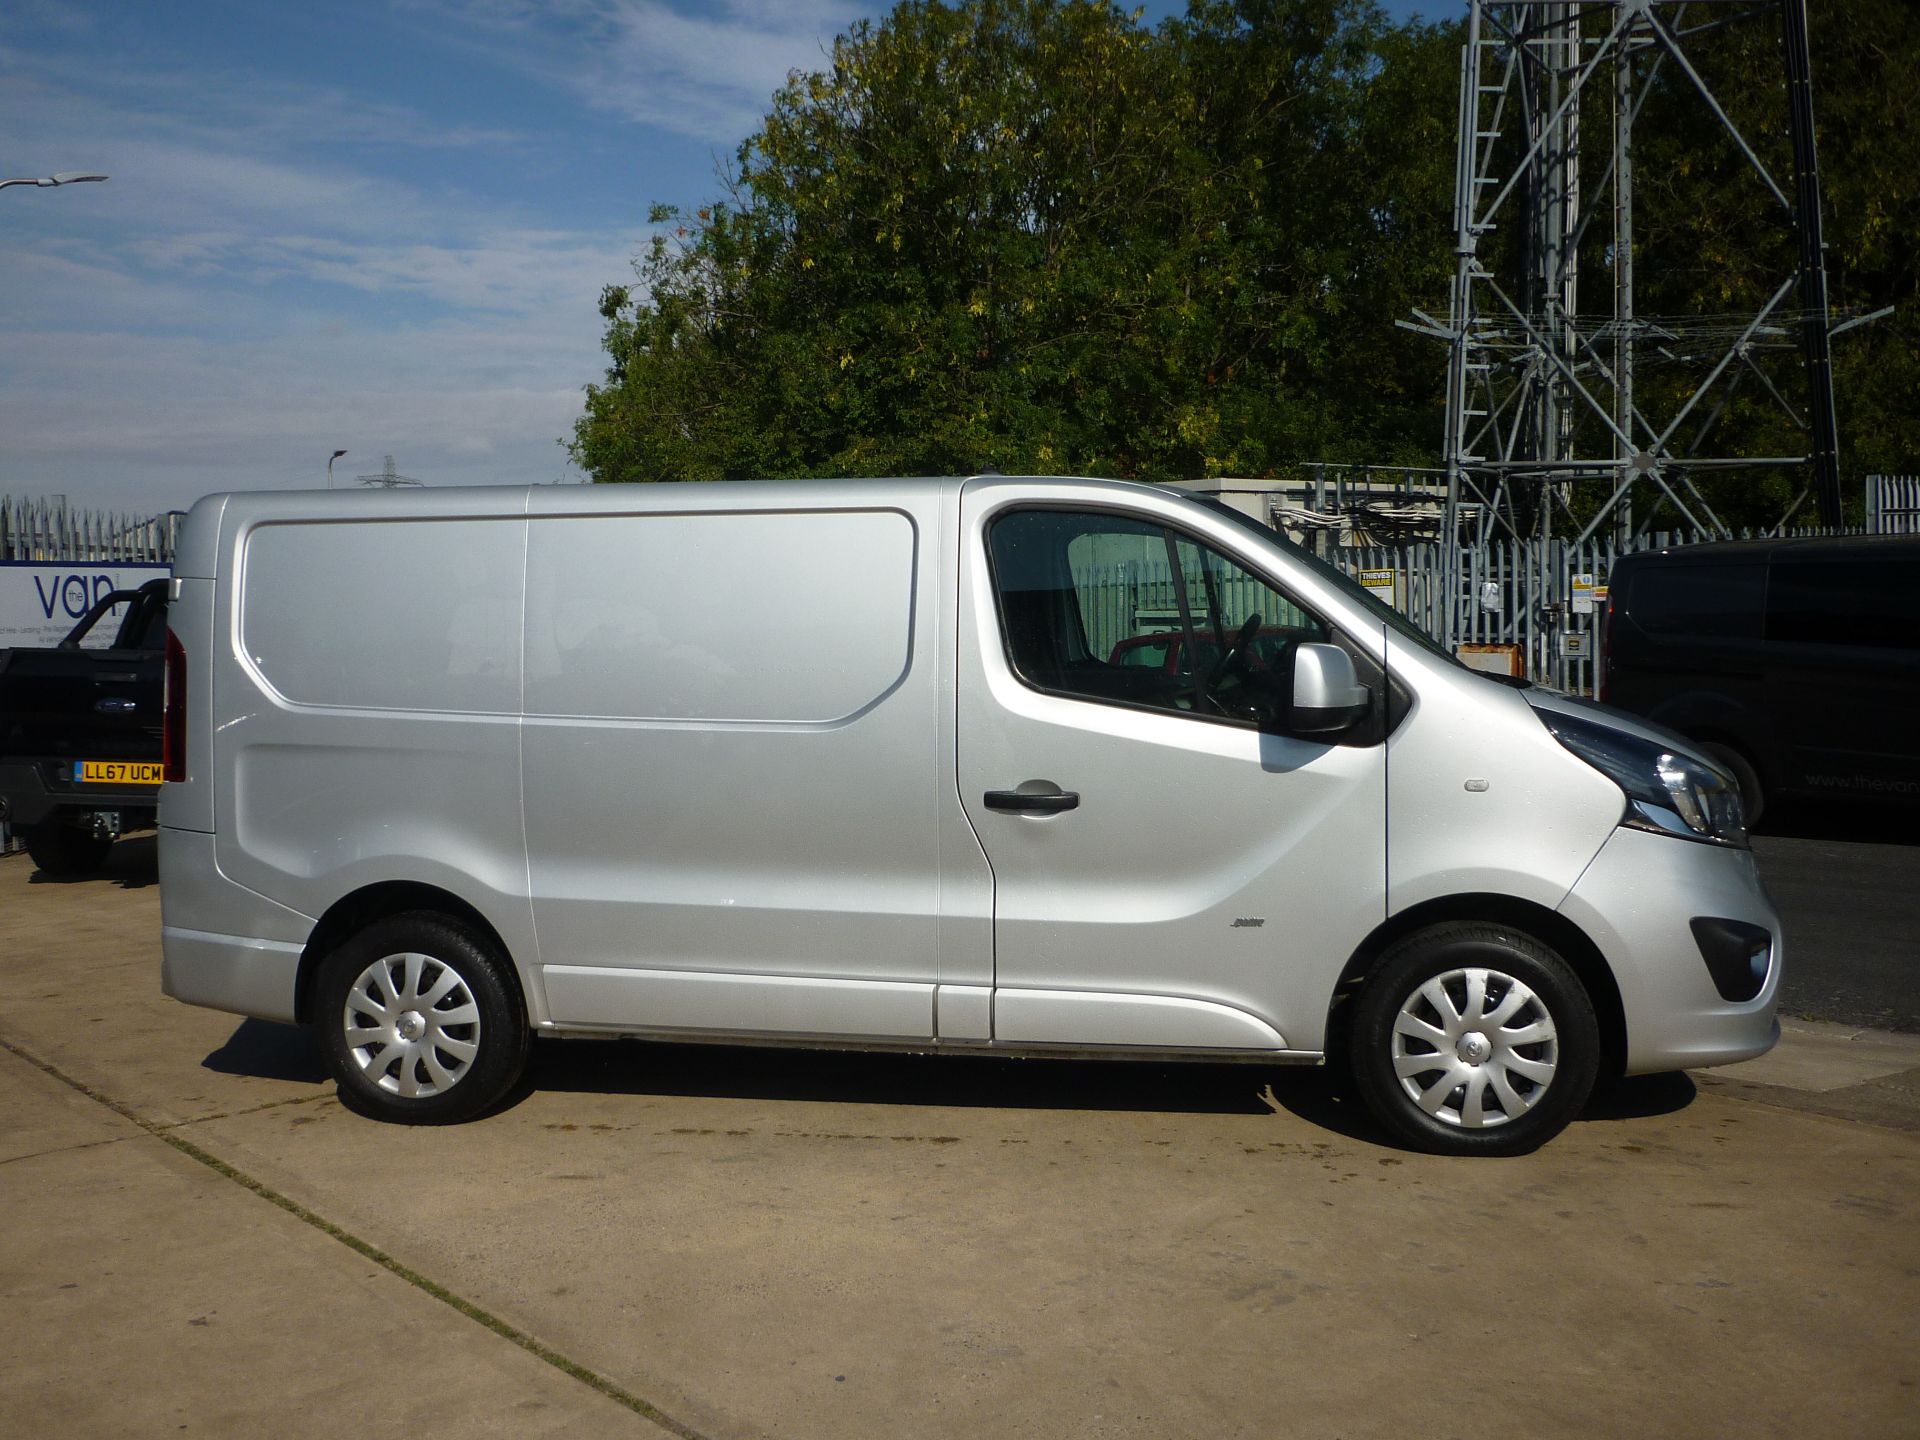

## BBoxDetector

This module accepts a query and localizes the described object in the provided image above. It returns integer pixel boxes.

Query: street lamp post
[0,171,109,192]
[327,450,348,490]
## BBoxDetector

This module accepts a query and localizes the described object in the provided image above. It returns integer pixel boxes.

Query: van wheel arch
[1329,895,1626,1083]
[297,882,520,1026]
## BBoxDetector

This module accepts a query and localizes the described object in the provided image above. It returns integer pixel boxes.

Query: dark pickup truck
[0,577,169,875]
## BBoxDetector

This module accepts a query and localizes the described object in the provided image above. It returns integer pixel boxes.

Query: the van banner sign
[0,561,170,649]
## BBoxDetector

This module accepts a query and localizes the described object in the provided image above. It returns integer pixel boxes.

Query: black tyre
[314,912,529,1124]
[1702,742,1765,827]
[1350,924,1599,1156]
[23,824,115,878]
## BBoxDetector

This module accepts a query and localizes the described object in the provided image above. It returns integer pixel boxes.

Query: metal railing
[1867,475,1920,535]
[1325,524,1867,694]
[0,496,181,564]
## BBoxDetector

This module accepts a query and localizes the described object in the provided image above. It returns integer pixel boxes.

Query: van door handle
[984,787,1080,814]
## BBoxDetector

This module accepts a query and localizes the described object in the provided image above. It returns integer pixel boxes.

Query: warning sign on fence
[1358,568,1399,608]
[1570,572,1609,615]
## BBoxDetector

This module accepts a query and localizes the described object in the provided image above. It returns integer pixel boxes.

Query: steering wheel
[1204,613,1262,700]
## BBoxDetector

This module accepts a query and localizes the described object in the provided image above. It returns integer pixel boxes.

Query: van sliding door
[519,496,971,1040]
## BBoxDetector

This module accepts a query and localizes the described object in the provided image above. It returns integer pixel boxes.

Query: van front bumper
[1557,825,1782,1076]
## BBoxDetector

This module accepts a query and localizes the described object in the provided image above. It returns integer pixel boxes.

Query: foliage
[571,0,1458,484]
[571,0,1919,524]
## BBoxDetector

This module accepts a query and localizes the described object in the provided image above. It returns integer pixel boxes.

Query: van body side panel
[519,497,957,1038]
[956,479,1389,1055]
[1382,652,1624,916]
[992,990,1288,1050]
[543,966,934,1039]
[212,505,537,998]
[162,503,317,1021]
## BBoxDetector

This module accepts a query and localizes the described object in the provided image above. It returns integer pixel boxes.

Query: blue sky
[1,0,1448,511]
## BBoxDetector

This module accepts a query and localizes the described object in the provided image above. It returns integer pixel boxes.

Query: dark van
[1601,535,1920,820]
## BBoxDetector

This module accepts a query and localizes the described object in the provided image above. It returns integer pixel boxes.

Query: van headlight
[1542,712,1748,848]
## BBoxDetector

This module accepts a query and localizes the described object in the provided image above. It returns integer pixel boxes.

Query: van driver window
[987,508,1328,726]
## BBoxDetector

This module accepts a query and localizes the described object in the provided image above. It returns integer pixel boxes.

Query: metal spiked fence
[0,496,180,564]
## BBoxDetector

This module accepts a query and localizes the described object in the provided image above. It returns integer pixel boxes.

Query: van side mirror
[1291,642,1370,734]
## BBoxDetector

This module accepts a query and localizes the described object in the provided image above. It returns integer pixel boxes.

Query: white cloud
[0,211,643,505]
[0,316,604,502]
[0,1,881,509]
[1,36,524,158]
[112,228,637,315]
[419,0,866,143]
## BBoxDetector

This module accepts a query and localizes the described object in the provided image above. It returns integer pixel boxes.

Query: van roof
[198,473,1188,518]
[174,475,1194,577]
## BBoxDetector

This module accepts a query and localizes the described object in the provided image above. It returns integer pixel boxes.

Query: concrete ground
[2,838,1917,1439]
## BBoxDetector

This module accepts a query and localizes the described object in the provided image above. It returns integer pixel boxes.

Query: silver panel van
[158,477,1779,1154]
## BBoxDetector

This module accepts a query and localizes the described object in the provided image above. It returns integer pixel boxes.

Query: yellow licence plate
[74,761,164,786]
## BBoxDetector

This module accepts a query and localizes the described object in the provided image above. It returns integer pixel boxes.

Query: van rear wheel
[1350,924,1599,1156]
[314,913,529,1124]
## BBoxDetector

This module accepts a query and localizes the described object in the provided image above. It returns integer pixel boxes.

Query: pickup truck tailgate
[0,646,164,761]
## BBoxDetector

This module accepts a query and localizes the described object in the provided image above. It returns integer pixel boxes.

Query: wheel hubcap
[1390,967,1559,1129]
[342,952,481,1099]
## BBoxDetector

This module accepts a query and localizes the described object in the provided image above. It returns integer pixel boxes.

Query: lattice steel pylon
[1409,0,1868,595]
[354,454,424,488]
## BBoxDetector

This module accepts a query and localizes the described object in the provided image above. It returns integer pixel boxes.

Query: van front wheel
[315,914,529,1124]
[1350,925,1598,1156]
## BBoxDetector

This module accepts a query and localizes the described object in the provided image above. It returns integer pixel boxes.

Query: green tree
[573,0,1914,515]
[571,0,1460,484]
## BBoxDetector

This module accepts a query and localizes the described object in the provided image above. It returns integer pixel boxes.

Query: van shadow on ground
[202,1020,1698,1150]
[524,1039,1696,1140]
[528,1039,1288,1117]
[202,1018,327,1085]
